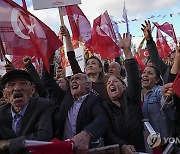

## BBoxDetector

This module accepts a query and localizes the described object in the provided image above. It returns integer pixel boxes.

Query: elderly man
[0,70,52,154]
[42,64,108,153]
[109,62,122,77]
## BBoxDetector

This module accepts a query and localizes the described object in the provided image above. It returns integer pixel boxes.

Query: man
[0,70,52,154]
[109,62,126,85]
[109,62,122,77]
[42,65,108,153]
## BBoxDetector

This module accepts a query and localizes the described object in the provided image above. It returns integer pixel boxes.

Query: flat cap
[1,69,32,86]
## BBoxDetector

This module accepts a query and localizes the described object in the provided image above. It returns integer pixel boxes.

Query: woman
[60,26,108,100]
[141,65,174,143]
[85,56,108,99]
[103,33,145,154]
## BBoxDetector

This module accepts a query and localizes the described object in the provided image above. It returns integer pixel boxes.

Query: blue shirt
[11,103,28,135]
[63,94,88,140]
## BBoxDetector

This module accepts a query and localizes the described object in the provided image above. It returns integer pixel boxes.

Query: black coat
[102,59,145,152]
[0,96,52,154]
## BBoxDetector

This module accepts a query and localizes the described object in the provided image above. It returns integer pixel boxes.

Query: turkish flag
[64,5,91,43]
[140,49,149,61]
[86,14,120,60]
[153,22,177,44]
[27,138,74,154]
[100,11,117,41]
[0,0,63,72]
[11,55,38,69]
[156,29,172,59]
[134,52,145,73]
[173,72,180,97]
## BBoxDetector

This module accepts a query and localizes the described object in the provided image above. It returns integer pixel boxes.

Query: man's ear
[30,84,35,96]
[3,90,8,100]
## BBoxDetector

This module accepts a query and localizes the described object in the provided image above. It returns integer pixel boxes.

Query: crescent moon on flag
[96,26,107,37]
[144,51,149,57]
[11,8,30,40]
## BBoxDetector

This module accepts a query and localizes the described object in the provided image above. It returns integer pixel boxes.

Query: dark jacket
[102,59,145,152]
[0,96,52,154]
[25,62,48,98]
[167,73,180,139]
[146,39,171,83]
[41,64,108,139]
[56,93,109,140]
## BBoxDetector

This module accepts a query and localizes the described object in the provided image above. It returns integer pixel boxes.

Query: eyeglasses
[5,81,31,89]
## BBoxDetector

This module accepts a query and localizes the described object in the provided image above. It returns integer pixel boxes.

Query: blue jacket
[142,85,175,141]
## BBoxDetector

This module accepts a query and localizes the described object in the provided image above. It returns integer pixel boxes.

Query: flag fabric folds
[153,22,177,44]
[0,0,63,72]
[65,5,91,43]
[134,52,145,73]
[86,12,120,60]
[172,71,180,97]
[156,29,172,59]
[26,138,74,154]
[100,11,117,41]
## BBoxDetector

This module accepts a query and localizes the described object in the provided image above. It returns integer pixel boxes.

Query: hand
[0,140,10,150]
[121,144,136,154]
[117,33,133,59]
[23,56,32,66]
[71,131,92,154]
[162,83,174,99]
[60,25,70,38]
[164,57,173,66]
[4,63,15,72]
[141,20,152,40]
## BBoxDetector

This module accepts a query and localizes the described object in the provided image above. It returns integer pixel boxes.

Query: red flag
[134,52,145,73]
[65,5,91,43]
[21,0,27,10]
[86,14,120,60]
[140,49,149,61]
[156,29,172,59]
[100,11,117,41]
[0,0,63,72]
[172,71,180,97]
[153,22,177,44]
[27,138,74,154]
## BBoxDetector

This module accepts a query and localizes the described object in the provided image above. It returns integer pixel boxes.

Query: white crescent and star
[11,8,36,40]
[96,25,107,37]
[144,51,149,57]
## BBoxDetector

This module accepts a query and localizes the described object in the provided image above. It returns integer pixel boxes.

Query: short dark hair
[149,66,163,86]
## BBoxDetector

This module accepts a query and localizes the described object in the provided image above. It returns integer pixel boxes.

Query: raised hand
[117,33,133,59]
[141,20,152,40]
[23,56,32,66]
[60,25,70,38]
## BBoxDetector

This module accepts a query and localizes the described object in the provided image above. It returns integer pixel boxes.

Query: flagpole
[58,7,65,26]
[0,36,10,64]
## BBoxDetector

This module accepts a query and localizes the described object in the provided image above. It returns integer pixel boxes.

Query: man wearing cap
[0,69,52,154]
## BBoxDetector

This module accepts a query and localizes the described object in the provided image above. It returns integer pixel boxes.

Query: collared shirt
[11,103,28,135]
[63,94,88,140]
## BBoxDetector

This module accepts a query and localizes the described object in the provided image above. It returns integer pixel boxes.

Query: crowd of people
[0,20,179,154]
